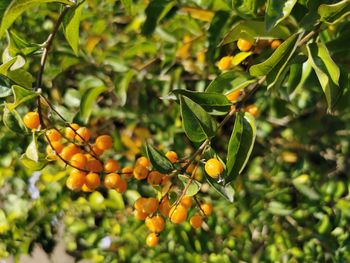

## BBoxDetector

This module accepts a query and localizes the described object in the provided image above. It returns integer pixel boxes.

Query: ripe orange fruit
[61,144,80,161]
[145,215,165,233]
[104,159,120,173]
[147,171,164,186]
[86,159,103,172]
[146,232,159,247]
[136,156,151,168]
[82,184,93,192]
[180,196,192,209]
[95,135,113,150]
[115,178,127,193]
[165,151,178,163]
[159,197,171,217]
[226,90,241,102]
[237,38,253,52]
[70,153,87,169]
[104,173,120,189]
[23,112,40,129]
[46,129,61,142]
[217,56,233,71]
[134,209,148,220]
[66,170,86,191]
[271,39,282,49]
[244,104,259,116]
[75,127,91,142]
[46,141,64,155]
[92,145,104,156]
[143,198,159,214]
[133,164,149,180]
[190,214,203,229]
[205,158,224,178]
[134,197,147,211]
[65,123,80,139]
[200,203,213,216]
[169,204,187,224]
[121,166,134,179]
[85,172,100,190]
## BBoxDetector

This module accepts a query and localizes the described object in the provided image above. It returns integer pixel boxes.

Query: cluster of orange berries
[225,89,260,117]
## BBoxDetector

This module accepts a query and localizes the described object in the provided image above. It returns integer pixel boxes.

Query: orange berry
[85,172,100,190]
[143,198,159,214]
[104,173,120,189]
[159,197,171,217]
[134,209,148,220]
[147,171,164,186]
[200,203,213,216]
[66,170,86,191]
[145,215,165,233]
[82,184,93,192]
[133,164,149,180]
[244,104,259,117]
[61,144,80,161]
[271,39,282,49]
[146,233,158,247]
[121,166,134,179]
[86,159,103,172]
[95,135,113,150]
[136,156,151,168]
[161,175,170,186]
[115,178,127,193]
[180,196,192,209]
[134,197,147,211]
[226,90,241,102]
[92,145,104,156]
[237,38,253,52]
[190,214,203,229]
[217,56,233,71]
[169,204,187,224]
[70,153,87,169]
[165,151,178,163]
[23,112,40,129]
[205,158,224,178]
[46,141,64,155]
[65,123,80,139]
[46,129,61,142]
[75,127,91,142]
[185,163,195,174]
[104,159,120,173]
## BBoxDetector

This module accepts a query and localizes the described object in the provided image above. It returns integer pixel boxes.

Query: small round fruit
[23,112,40,129]
[87,159,103,172]
[271,39,282,49]
[226,90,241,102]
[134,197,147,211]
[85,172,100,190]
[65,123,80,139]
[66,170,86,191]
[143,198,159,214]
[115,178,127,193]
[165,151,178,163]
[145,215,165,233]
[190,214,203,229]
[76,127,91,142]
[217,56,233,71]
[61,144,80,161]
[200,203,213,216]
[104,173,120,189]
[147,171,164,186]
[244,104,259,116]
[46,141,64,156]
[46,129,61,142]
[136,156,151,168]
[159,197,171,217]
[205,158,224,178]
[104,159,120,173]
[146,233,159,247]
[121,166,133,179]
[180,196,192,209]
[95,135,113,150]
[169,205,187,224]
[92,145,104,156]
[70,153,87,169]
[82,184,93,192]
[134,209,148,220]
[237,38,253,52]
[133,164,149,180]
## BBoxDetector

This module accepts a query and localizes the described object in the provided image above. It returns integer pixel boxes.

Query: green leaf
[63,1,85,55]
[318,0,350,25]
[293,182,320,200]
[114,69,134,106]
[3,106,26,133]
[206,71,256,94]
[0,57,17,75]
[120,0,132,15]
[142,0,175,36]
[221,20,290,45]
[232,0,263,18]
[79,86,106,123]
[307,42,341,111]
[178,174,201,196]
[7,69,33,89]
[8,30,41,56]
[0,0,74,37]
[25,133,39,162]
[172,89,231,115]
[180,96,217,142]
[0,75,12,98]
[145,143,174,174]
[226,112,256,183]
[206,176,235,202]
[268,201,292,215]
[7,85,38,110]
[232,51,253,66]
[265,0,297,31]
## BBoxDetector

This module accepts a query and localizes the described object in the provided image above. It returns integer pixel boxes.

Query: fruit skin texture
[169,205,187,224]
[104,159,120,173]
[86,159,103,172]
[46,141,64,155]
[133,164,149,180]
[159,197,171,217]
[205,158,224,178]
[217,56,233,71]
[237,38,253,52]
[23,112,40,129]
[190,214,203,229]
[70,153,87,169]
[271,39,282,49]
[121,166,133,179]
[134,209,148,220]
[46,129,61,141]
[95,135,113,150]
[65,123,80,139]
[244,104,259,116]
[61,144,80,161]
[180,196,192,209]
[85,172,100,190]
[104,173,120,189]
[66,170,86,191]
[136,156,151,168]
[147,171,164,185]
[145,215,165,233]
[201,203,213,216]
[143,198,159,214]
[146,232,159,247]
[226,90,241,102]
[76,127,91,142]
[165,151,178,163]
[115,178,127,193]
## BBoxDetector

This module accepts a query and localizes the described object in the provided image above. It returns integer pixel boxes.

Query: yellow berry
[205,158,224,178]
[169,205,187,224]
[165,151,178,163]
[200,203,213,216]
[145,215,165,233]
[237,38,253,52]
[146,232,158,247]
[104,159,120,173]
[85,172,100,190]
[65,123,80,139]
[23,112,40,129]
[46,129,61,142]
[95,135,113,150]
[217,56,233,71]
[190,214,203,229]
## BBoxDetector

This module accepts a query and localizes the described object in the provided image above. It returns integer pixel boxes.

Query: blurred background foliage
[1,0,350,262]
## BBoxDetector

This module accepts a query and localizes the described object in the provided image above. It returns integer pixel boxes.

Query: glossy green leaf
[145,143,174,174]
[307,42,341,111]
[226,112,256,183]
[206,176,235,203]
[25,133,39,162]
[7,85,38,110]
[0,75,12,98]
[63,1,85,55]
[3,106,26,133]
[178,174,201,196]
[79,86,106,123]
[232,0,263,18]
[8,30,40,56]
[180,96,217,142]
[0,0,74,37]
[0,57,17,75]
[7,69,33,89]
[265,0,297,31]
[232,52,253,66]
[318,0,350,24]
